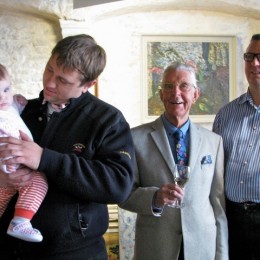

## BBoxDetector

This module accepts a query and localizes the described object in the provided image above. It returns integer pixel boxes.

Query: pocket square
[201,155,212,165]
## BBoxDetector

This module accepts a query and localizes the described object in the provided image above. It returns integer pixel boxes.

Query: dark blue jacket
[0,91,134,259]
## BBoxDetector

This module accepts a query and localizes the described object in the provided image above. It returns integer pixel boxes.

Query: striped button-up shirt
[213,90,260,203]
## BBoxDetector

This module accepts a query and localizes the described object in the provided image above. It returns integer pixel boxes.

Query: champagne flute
[168,164,190,208]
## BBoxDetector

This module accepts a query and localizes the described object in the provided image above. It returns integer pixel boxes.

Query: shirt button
[38,117,43,121]
[240,181,244,184]
[249,144,253,147]
[253,126,257,130]
[244,161,248,165]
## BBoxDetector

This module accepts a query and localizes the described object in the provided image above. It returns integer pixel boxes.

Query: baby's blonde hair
[0,64,9,81]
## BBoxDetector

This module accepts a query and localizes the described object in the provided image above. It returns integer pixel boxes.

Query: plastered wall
[62,2,260,129]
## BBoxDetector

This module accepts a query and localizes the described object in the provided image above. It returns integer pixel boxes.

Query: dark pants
[226,199,260,260]
[178,239,184,260]
[1,244,107,260]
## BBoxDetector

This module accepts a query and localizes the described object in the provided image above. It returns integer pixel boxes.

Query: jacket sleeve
[38,118,135,204]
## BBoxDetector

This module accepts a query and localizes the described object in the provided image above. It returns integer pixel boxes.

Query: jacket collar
[38,90,93,112]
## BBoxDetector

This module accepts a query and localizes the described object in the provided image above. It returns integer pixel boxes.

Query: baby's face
[0,78,13,110]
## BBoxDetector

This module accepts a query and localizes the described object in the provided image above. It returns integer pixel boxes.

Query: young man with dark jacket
[0,34,134,260]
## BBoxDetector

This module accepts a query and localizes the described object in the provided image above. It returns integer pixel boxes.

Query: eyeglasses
[243,52,260,62]
[162,82,195,93]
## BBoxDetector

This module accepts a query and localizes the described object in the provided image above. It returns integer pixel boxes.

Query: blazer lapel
[189,123,202,173]
[150,118,176,174]
[148,119,202,178]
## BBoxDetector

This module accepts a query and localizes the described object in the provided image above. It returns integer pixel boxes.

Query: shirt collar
[161,114,190,137]
[240,89,260,109]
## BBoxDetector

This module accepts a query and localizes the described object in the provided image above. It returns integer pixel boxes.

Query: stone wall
[1,0,260,126]
[0,4,62,98]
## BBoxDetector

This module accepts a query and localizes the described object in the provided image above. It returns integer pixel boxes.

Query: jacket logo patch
[73,143,86,154]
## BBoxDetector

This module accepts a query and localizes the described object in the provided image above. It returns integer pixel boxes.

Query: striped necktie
[173,129,188,166]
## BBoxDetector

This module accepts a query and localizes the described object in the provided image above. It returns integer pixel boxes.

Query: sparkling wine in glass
[168,164,190,208]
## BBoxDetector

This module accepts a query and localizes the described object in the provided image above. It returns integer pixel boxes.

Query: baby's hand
[14,94,28,106]
[13,94,28,114]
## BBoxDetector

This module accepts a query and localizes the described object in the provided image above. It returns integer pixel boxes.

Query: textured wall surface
[62,0,260,129]
[1,0,260,123]
[0,9,61,98]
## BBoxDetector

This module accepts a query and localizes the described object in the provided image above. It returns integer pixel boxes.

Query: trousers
[226,199,260,260]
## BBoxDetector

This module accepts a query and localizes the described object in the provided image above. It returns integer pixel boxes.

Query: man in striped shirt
[213,34,260,260]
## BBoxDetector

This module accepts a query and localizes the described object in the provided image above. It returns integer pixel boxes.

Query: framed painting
[142,35,237,123]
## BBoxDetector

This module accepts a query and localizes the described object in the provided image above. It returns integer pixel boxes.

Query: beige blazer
[120,117,228,260]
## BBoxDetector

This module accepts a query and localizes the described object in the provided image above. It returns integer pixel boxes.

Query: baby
[0,64,48,242]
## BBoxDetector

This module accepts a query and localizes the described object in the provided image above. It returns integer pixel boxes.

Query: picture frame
[89,81,99,97]
[142,35,237,123]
